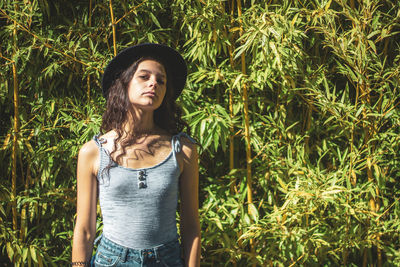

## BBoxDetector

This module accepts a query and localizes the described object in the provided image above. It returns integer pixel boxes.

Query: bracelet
[71,261,90,266]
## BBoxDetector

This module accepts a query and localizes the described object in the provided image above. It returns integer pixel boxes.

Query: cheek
[127,89,135,103]
[127,81,140,100]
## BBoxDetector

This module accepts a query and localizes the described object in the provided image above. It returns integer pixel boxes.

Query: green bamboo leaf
[243,213,251,226]
[30,246,37,263]
[368,40,377,53]
[213,126,219,152]
[199,119,207,139]
[22,247,29,261]
[248,203,259,222]
[148,12,161,28]
[6,242,13,260]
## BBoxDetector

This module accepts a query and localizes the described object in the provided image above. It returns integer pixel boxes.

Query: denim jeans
[92,235,185,267]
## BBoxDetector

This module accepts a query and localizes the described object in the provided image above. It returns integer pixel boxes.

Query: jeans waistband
[96,234,180,263]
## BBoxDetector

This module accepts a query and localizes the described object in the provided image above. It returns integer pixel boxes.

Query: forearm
[72,228,95,262]
[181,223,201,267]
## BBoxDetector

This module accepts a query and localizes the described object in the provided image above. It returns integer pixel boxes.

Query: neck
[124,108,156,134]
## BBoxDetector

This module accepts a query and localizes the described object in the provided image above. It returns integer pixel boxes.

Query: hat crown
[102,43,187,100]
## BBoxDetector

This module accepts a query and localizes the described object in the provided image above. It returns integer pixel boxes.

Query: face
[127,59,167,111]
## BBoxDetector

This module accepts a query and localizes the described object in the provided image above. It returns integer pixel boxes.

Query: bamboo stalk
[376,22,390,267]
[241,65,252,205]
[362,249,368,267]
[377,229,382,267]
[11,4,20,235]
[86,0,93,100]
[237,0,255,264]
[227,0,236,195]
[350,0,355,9]
[109,0,117,56]
[87,76,91,100]
[89,0,92,27]
[229,78,234,174]
[303,104,312,154]
[226,1,238,265]
[11,60,19,233]
[362,83,371,267]
[20,160,31,241]
[383,38,389,56]
[344,124,356,265]
[114,0,148,25]
[220,2,239,265]
[236,0,253,208]
[356,3,381,264]
[364,15,382,267]
[18,151,24,241]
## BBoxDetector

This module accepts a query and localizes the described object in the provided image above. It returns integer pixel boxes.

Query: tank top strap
[92,134,110,183]
[93,134,107,147]
[171,132,197,154]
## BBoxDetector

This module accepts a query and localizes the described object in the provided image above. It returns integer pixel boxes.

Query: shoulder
[178,135,199,186]
[180,136,198,155]
[174,133,198,172]
[79,139,99,159]
[79,140,99,157]
[179,134,199,164]
[77,139,100,177]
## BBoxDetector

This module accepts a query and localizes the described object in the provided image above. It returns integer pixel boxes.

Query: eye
[157,79,165,85]
[139,75,149,80]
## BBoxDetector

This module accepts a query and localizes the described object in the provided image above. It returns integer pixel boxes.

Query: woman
[71,43,201,266]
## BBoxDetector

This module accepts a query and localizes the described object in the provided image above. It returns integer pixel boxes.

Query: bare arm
[72,140,99,263]
[179,139,201,267]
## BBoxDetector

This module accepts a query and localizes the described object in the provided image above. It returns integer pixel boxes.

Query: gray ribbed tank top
[93,133,195,249]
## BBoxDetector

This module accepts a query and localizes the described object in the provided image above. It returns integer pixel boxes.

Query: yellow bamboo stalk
[226,2,239,265]
[229,82,234,172]
[11,4,20,235]
[228,49,234,172]
[377,221,382,267]
[362,92,372,267]
[11,60,19,233]
[350,0,355,9]
[303,104,312,154]
[227,0,236,194]
[114,0,148,25]
[236,0,253,207]
[241,64,252,204]
[376,24,389,267]
[87,76,91,100]
[20,161,31,241]
[237,0,255,264]
[353,4,381,264]
[89,0,92,27]
[362,14,382,265]
[87,0,93,100]
[362,249,368,267]
[343,124,356,265]
[223,2,239,265]
[109,0,117,56]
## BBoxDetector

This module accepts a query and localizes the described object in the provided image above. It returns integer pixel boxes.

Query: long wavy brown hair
[100,56,189,168]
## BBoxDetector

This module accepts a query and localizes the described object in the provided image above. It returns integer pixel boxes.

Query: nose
[148,76,158,87]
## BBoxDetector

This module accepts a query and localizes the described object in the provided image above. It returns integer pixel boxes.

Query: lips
[142,91,156,97]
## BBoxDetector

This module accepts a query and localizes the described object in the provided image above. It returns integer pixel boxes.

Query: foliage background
[1,0,399,266]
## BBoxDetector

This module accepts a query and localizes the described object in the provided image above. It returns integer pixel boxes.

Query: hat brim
[102,43,187,100]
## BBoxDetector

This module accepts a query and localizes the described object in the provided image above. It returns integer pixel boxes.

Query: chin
[141,103,162,111]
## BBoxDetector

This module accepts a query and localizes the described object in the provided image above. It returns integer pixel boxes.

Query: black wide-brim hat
[102,43,187,100]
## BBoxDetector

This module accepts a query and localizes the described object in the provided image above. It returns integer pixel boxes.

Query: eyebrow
[137,69,166,78]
